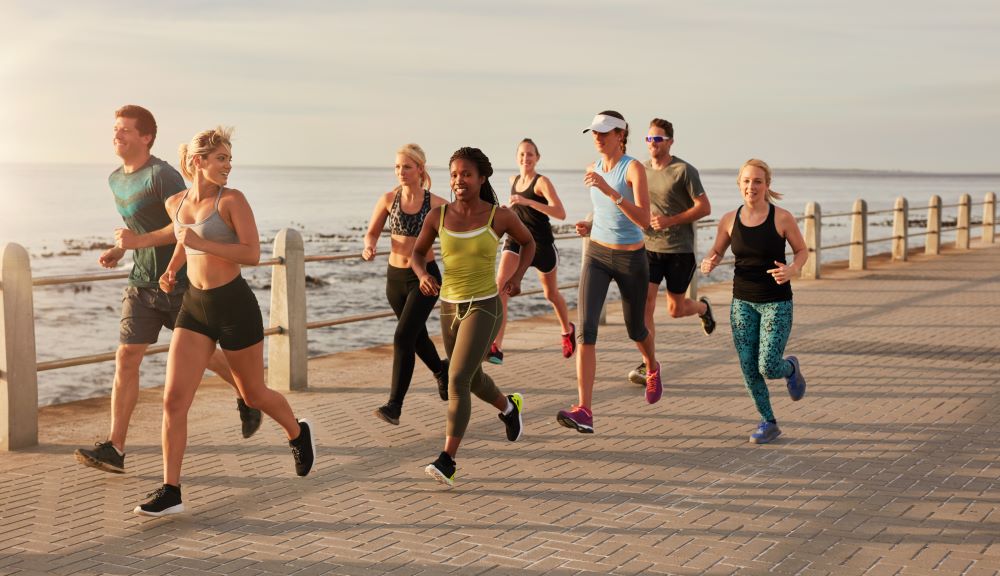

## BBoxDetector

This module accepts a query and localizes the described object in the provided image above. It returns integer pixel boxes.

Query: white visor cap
[582,114,627,134]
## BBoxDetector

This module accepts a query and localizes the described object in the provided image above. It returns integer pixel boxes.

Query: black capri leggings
[175,275,264,351]
[578,242,649,345]
[385,260,444,408]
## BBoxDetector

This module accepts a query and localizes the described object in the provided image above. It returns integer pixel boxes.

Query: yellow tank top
[438,204,500,303]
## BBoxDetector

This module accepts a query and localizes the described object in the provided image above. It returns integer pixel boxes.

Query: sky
[1,0,998,172]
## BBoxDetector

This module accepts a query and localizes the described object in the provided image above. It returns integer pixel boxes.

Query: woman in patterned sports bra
[362,144,449,425]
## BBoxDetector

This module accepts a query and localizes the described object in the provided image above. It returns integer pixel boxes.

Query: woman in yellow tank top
[410,147,535,489]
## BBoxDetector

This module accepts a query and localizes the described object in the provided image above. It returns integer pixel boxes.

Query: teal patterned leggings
[730,298,794,422]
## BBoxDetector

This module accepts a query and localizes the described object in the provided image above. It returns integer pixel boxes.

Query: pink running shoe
[561,323,577,358]
[556,404,593,433]
[645,362,662,404]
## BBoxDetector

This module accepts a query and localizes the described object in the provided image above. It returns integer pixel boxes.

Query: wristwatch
[615,195,624,206]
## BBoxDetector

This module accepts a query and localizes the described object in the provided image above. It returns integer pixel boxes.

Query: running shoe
[74,440,125,474]
[699,296,716,335]
[289,419,316,476]
[487,343,504,365]
[373,404,401,426]
[645,362,662,404]
[237,398,263,439]
[556,405,594,433]
[749,421,782,444]
[498,393,524,441]
[561,323,577,358]
[627,362,647,386]
[425,451,456,488]
[133,484,184,517]
[434,358,449,401]
[785,356,806,401]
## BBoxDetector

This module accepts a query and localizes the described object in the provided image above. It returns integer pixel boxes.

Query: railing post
[956,193,971,250]
[892,196,909,261]
[802,202,821,279]
[926,195,941,255]
[984,192,996,245]
[849,199,867,270]
[0,243,38,450]
[268,229,307,391]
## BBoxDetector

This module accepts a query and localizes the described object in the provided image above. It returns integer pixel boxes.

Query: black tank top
[510,174,554,244]
[731,204,793,303]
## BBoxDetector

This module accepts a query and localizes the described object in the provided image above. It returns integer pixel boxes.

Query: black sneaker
[373,404,401,425]
[424,451,456,488]
[497,393,524,442]
[289,419,316,476]
[133,484,184,517]
[434,358,449,401]
[237,398,262,439]
[699,296,716,335]
[74,440,125,474]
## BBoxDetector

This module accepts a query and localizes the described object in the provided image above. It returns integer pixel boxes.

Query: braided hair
[449,147,498,204]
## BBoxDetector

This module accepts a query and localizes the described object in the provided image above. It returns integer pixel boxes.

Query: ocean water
[1,163,997,405]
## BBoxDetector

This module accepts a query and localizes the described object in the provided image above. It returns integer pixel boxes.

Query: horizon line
[2,161,999,178]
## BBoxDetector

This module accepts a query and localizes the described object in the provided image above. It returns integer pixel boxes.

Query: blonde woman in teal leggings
[702,159,808,444]
[411,146,535,488]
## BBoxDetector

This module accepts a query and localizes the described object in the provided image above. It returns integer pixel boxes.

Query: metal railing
[1,192,996,449]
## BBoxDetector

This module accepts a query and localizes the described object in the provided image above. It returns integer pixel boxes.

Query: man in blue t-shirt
[74,105,261,474]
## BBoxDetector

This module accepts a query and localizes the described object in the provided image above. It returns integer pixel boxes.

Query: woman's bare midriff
[186,255,241,290]
[388,234,435,269]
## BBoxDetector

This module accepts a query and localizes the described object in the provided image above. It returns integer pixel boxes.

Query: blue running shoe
[749,421,782,444]
[785,356,806,401]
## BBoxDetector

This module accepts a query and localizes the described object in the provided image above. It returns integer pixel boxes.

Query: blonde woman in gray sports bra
[133,127,315,517]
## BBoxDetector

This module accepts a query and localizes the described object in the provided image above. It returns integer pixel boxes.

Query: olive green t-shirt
[643,156,706,253]
[108,156,188,288]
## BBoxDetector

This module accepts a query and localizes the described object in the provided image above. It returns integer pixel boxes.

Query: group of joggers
[73,105,807,515]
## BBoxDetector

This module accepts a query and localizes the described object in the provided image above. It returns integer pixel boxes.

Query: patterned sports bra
[387,189,432,237]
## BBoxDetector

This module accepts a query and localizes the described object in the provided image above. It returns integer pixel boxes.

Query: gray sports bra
[173,187,240,256]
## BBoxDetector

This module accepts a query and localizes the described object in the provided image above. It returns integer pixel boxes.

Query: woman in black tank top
[700,159,809,445]
[490,138,576,364]
[361,144,450,425]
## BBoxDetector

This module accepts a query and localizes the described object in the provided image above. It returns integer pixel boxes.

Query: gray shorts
[119,286,185,345]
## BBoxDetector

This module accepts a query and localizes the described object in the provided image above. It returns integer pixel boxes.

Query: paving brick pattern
[1,245,998,575]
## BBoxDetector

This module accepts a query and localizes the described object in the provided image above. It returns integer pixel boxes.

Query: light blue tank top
[589,154,644,245]
[173,187,240,256]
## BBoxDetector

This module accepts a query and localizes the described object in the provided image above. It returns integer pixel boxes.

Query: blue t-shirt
[108,156,188,288]
[590,154,644,245]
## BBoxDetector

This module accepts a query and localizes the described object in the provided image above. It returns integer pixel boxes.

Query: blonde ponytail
[179,126,234,182]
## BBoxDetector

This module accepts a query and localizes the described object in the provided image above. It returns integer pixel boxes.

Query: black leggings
[386,260,444,408]
[578,242,649,345]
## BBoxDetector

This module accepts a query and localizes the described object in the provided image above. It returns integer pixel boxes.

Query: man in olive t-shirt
[628,118,716,385]
[74,105,259,474]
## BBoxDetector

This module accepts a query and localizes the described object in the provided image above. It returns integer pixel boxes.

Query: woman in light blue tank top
[556,111,663,435]
[134,127,315,518]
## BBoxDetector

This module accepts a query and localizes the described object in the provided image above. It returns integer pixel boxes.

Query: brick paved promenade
[1,244,998,575]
